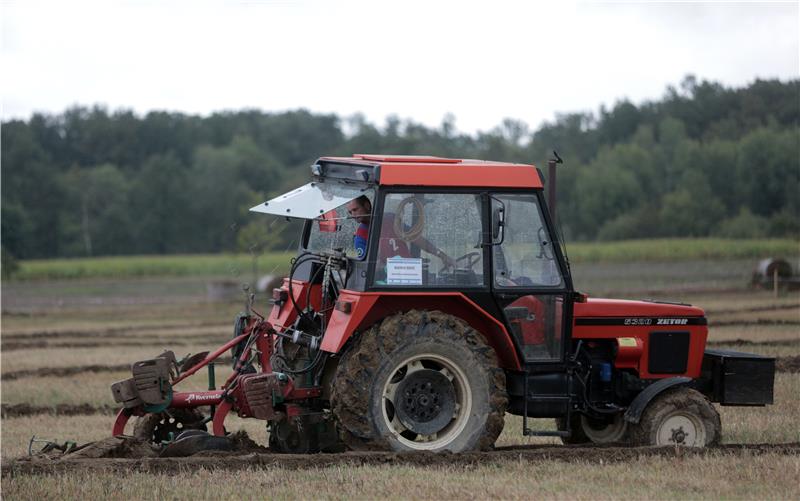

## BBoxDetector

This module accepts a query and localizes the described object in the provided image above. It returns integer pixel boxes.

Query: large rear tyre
[630,387,720,447]
[331,310,507,452]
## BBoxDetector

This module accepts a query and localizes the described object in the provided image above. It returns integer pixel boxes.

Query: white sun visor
[249,182,369,220]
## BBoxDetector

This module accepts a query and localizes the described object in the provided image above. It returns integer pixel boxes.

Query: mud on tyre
[330,310,507,452]
[630,387,720,447]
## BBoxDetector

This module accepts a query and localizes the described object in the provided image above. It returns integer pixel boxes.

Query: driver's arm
[353,224,369,260]
[412,235,456,268]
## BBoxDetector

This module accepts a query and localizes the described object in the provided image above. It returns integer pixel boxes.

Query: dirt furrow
[711,319,800,327]
[776,355,800,373]
[1,340,201,351]
[1,365,130,381]
[706,303,800,315]
[707,338,800,347]
[2,358,233,381]
[2,353,797,385]
[4,442,798,477]
[1,323,230,341]
[1,404,118,418]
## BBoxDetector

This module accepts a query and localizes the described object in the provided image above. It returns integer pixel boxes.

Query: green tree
[659,171,725,236]
[129,154,190,254]
[714,208,769,238]
[61,164,133,256]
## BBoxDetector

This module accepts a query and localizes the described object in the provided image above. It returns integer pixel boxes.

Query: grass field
[2,255,799,499]
[10,252,295,281]
[9,238,799,281]
[4,453,799,500]
[566,238,799,263]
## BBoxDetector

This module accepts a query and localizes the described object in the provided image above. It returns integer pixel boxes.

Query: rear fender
[321,290,521,370]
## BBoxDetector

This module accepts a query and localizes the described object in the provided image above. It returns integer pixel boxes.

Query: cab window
[373,193,484,287]
[492,194,563,288]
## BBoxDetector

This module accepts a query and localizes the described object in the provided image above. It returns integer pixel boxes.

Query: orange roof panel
[319,155,543,189]
[354,154,460,164]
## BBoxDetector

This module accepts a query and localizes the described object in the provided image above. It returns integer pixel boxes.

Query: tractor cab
[251,154,573,366]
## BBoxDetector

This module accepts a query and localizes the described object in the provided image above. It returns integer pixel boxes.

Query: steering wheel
[443,251,482,272]
[537,227,554,260]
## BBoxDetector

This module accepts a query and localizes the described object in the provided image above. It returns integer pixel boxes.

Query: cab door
[489,193,571,363]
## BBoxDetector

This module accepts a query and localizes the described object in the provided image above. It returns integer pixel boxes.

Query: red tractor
[112,154,775,453]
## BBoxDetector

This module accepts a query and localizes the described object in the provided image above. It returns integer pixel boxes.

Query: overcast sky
[2,0,798,134]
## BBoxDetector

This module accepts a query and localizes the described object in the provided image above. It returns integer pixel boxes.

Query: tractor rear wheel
[331,310,507,452]
[630,387,720,447]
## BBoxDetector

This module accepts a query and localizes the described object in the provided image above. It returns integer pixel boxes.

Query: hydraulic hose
[287,253,317,322]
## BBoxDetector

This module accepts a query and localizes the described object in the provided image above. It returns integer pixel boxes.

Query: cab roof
[317,154,543,189]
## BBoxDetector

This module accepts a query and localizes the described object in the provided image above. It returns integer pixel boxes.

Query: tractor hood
[573,298,705,319]
[250,181,370,220]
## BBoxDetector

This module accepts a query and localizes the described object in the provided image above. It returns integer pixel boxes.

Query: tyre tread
[330,309,508,451]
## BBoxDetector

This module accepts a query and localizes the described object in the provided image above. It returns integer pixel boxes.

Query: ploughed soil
[1,403,118,418]
[4,434,799,477]
[1,365,130,381]
[711,319,800,327]
[0,322,228,341]
[3,351,797,388]
[1,339,200,351]
[706,303,800,315]
[2,355,797,419]
[707,338,800,347]
[776,355,800,373]
[1,357,233,381]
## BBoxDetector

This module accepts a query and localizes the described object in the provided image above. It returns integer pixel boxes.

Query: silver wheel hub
[657,412,705,446]
[671,426,687,444]
[381,355,472,451]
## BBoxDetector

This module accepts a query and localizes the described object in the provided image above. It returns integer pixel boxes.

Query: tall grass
[12,253,294,281]
[9,238,799,281]
[566,238,799,263]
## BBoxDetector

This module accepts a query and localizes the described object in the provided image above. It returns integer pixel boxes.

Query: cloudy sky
[2,0,798,134]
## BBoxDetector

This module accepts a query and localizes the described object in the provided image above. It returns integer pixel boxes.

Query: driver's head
[347,195,372,225]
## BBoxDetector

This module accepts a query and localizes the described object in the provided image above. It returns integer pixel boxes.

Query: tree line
[2,75,798,261]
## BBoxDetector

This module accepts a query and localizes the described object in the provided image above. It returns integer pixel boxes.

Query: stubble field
[2,254,799,499]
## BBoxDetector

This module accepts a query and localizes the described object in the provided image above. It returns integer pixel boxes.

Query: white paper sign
[386,257,423,285]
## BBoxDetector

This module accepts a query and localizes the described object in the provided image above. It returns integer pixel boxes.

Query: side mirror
[492,206,505,243]
[318,210,338,233]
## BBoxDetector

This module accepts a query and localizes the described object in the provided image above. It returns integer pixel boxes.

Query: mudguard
[623,376,692,424]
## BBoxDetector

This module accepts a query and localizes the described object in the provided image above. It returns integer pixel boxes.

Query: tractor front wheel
[630,387,720,447]
[331,310,507,452]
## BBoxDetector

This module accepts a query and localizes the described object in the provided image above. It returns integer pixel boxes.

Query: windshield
[250,179,373,258]
[250,181,370,220]
[305,195,373,256]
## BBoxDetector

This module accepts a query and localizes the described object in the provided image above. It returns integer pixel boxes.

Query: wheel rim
[143,410,206,444]
[381,354,472,450]
[656,411,706,446]
[152,414,189,443]
[581,414,627,444]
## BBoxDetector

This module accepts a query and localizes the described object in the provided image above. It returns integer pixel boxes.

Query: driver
[347,195,372,260]
[346,195,456,267]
